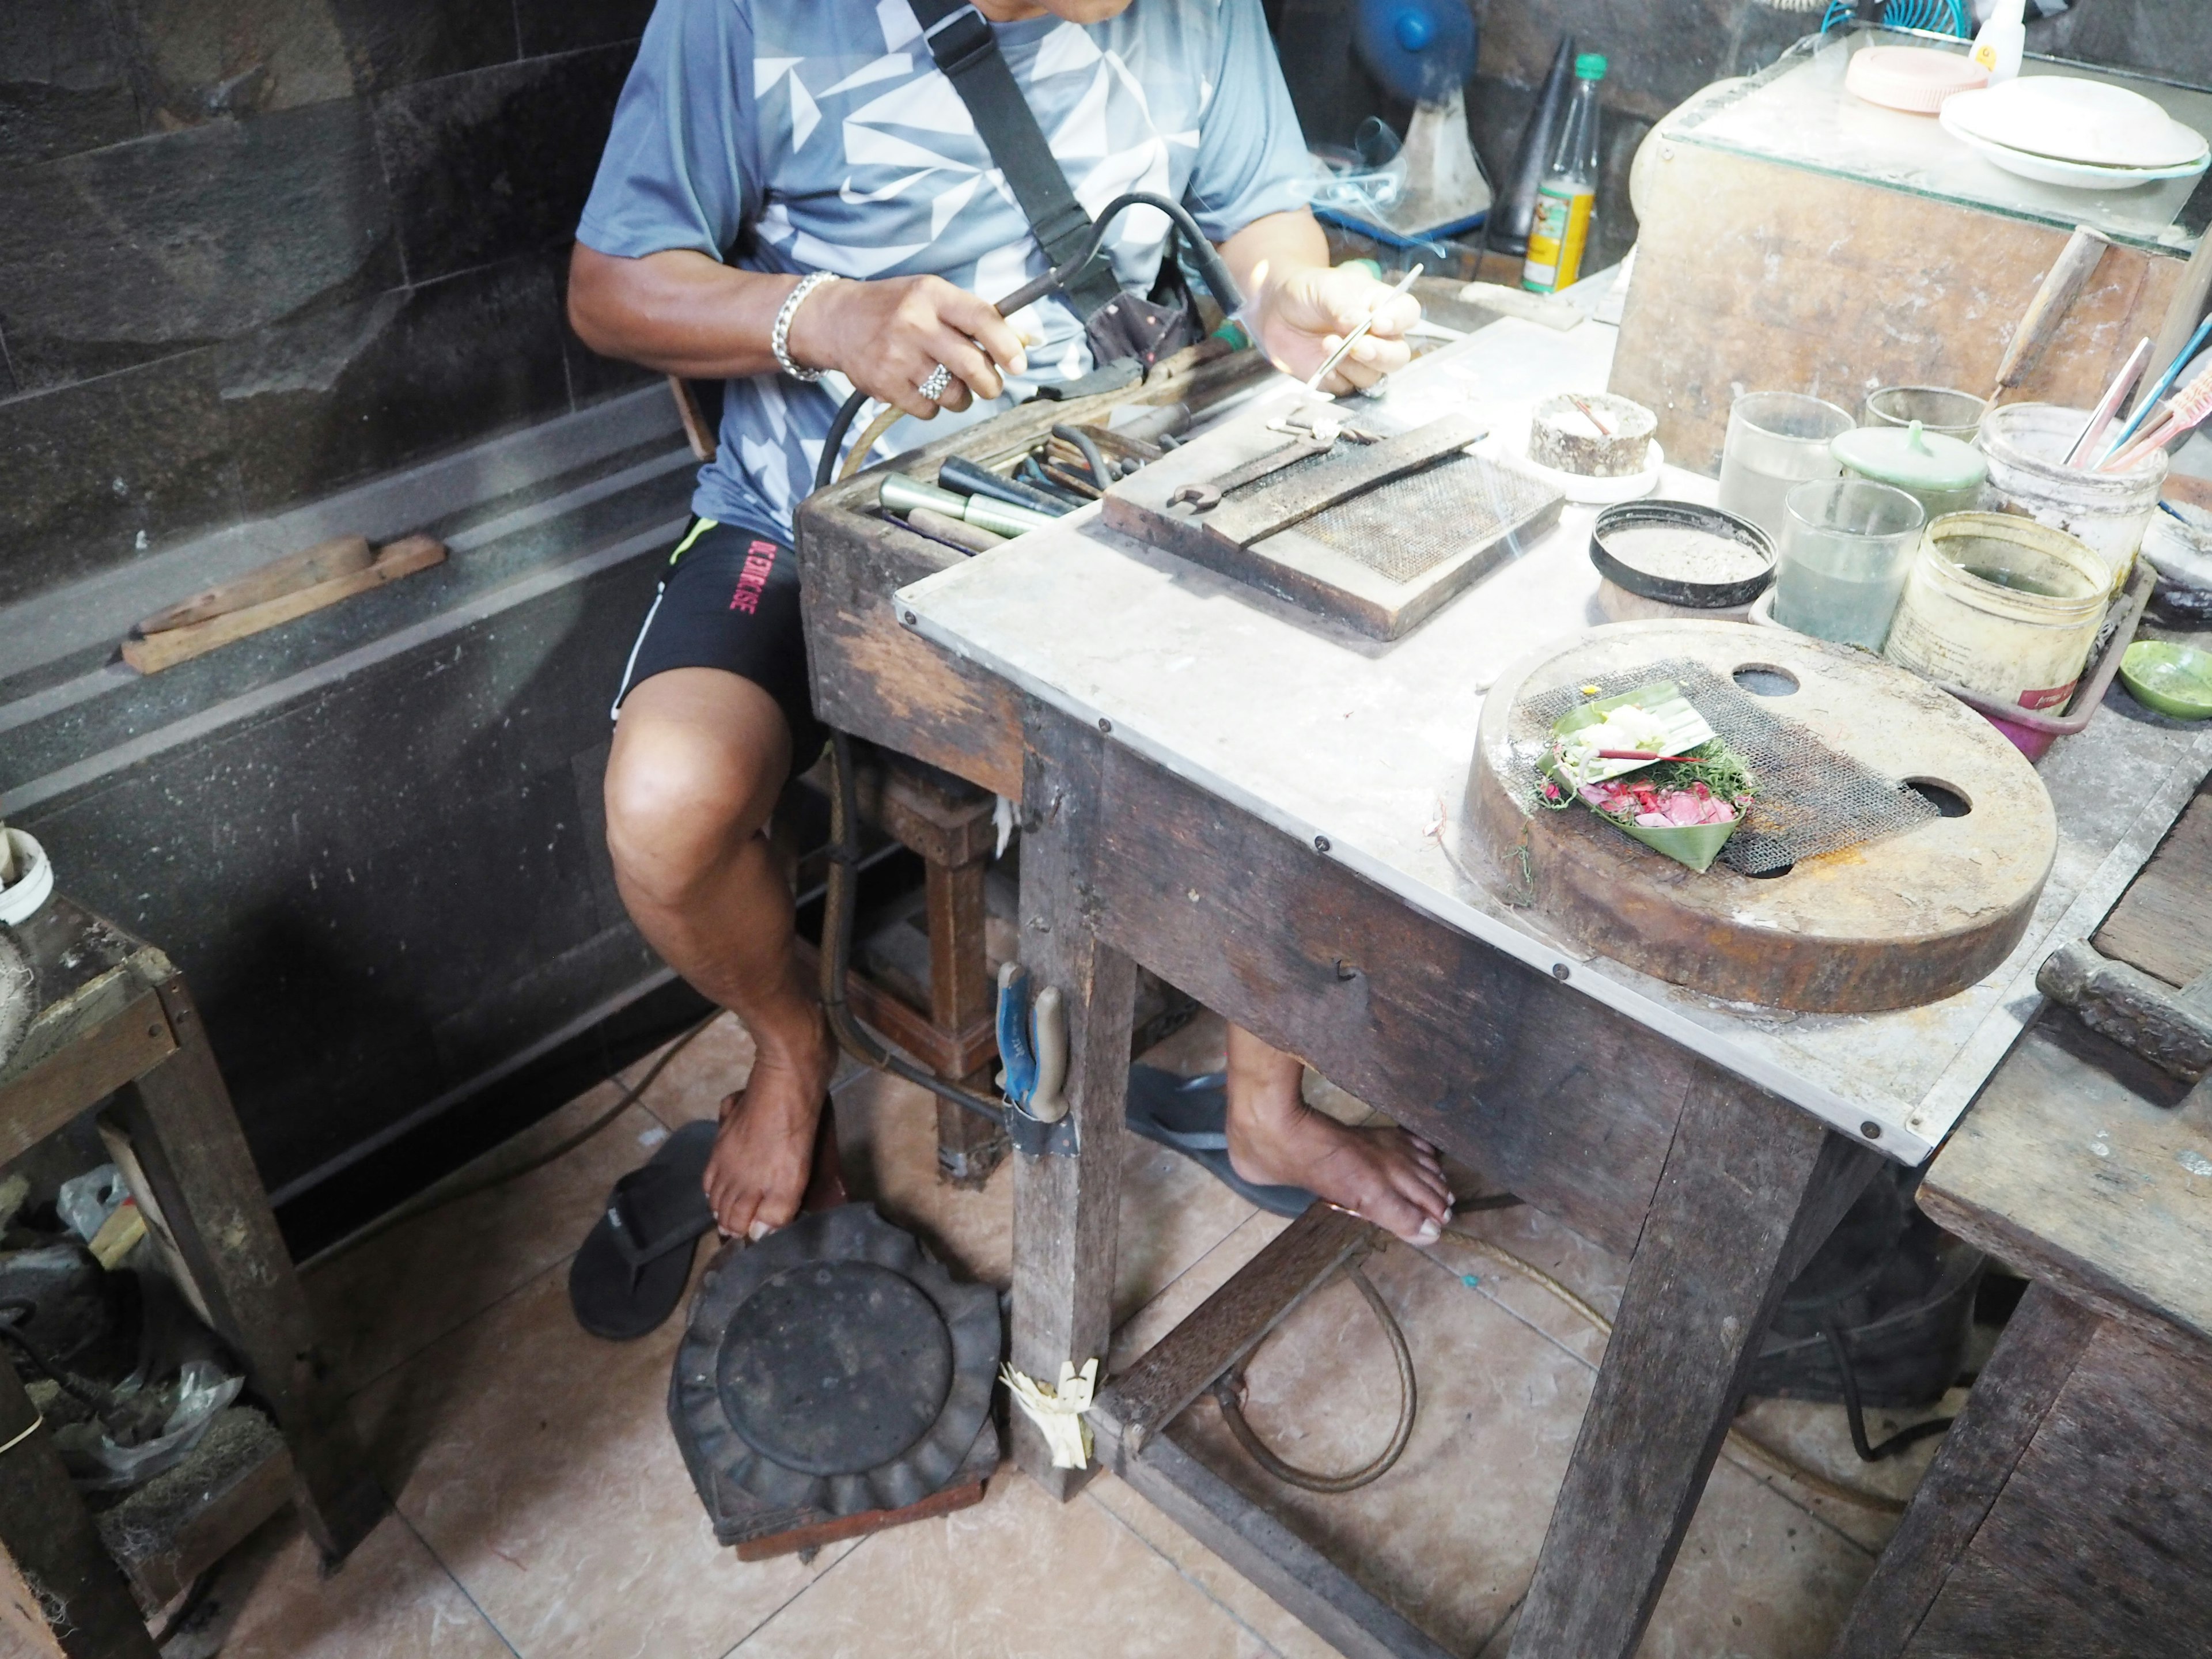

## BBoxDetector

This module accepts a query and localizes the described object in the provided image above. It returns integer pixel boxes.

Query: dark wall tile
[516,0,657,59]
[0,98,399,391]
[0,350,240,606]
[0,0,143,162]
[377,45,635,286]
[1474,1,1807,123]
[324,0,518,97]
[108,0,357,124]
[17,543,668,1191]
[219,255,572,512]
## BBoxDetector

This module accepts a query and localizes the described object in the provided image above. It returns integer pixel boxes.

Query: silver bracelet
[771,270,839,383]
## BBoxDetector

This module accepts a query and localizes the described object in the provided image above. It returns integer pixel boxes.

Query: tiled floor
[166,1013,1948,1658]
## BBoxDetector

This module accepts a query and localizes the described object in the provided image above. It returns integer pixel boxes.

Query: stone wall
[1273,0,2212,275]
[0,0,656,609]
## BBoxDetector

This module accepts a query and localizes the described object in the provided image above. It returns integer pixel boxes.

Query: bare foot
[1222,1025,1452,1244]
[703,1007,836,1241]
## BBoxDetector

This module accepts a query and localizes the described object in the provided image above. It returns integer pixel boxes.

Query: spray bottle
[1970,0,2025,86]
[1522,54,1606,295]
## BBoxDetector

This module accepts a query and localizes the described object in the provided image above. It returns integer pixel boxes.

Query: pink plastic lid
[1846,47,1990,116]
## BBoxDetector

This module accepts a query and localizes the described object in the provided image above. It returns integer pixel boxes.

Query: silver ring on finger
[918,363,953,403]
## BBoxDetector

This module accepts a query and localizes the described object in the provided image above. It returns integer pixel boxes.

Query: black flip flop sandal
[1126,1065,1315,1218]
[569,1119,719,1340]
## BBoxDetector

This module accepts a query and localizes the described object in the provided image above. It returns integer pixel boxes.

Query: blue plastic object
[995,965,1039,1107]
[1820,0,1969,36]
[1352,0,1478,104]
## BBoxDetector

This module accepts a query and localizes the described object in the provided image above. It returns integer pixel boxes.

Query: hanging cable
[1210,1260,1417,1494]
[1821,1313,1955,1463]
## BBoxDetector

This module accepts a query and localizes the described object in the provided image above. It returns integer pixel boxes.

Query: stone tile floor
[163,1013,1953,1659]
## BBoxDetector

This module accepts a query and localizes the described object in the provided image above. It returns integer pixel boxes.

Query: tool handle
[1026,988,1070,1123]
[1990,225,2111,404]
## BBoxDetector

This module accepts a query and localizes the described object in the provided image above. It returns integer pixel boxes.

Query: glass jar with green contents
[1831,421,1988,524]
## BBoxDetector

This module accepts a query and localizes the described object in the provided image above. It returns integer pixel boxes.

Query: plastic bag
[52,1359,244,1491]
[56,1165,127,1247]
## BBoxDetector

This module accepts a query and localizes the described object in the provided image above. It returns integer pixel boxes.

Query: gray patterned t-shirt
[578,0,1313,540]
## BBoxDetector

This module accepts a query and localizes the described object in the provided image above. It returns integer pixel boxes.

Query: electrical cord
[309,1014,719,1267]
[1211,1260,1416,1494]
[0,1299,117,1420]
[812,191,1247,494]
[1821,1312,1955,1463]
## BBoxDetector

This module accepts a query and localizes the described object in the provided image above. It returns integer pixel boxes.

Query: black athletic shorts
[611,519,828,776]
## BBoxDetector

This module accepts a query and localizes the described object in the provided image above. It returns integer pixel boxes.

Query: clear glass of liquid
[1718,392,1856,541]
[1773,479,1927,650]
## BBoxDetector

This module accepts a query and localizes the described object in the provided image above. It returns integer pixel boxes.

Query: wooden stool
[0,896,381,1657]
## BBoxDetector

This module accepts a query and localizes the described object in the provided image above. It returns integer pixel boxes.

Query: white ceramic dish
[1941,104,2209,190]
[0,830,54,926]
[1944,78,2208,169]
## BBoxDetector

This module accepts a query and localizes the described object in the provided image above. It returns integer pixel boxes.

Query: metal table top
[898,318,2212,1161]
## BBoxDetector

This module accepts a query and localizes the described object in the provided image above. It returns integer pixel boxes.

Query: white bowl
[1944,77,2208,169]
[0,830,54,926]
[1941,104,2209,190]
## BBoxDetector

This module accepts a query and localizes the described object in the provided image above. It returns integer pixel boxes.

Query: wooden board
[1919,1016,2212,1357]
[2093,787,2212,988]
[1613,132,2185,475]
[132,535,373,635]
[1466,621,2055,1013]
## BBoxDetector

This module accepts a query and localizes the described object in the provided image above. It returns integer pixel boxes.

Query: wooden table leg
[1827,1283,2100,1659]
[1011,706,1137,1498]
[0,1351,158,1658]
[926,853,1008,1187]
[1512,1068,1882,1659]
[110,974,385,1562]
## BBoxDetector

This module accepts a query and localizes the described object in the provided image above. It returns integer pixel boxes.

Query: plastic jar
[1883,513,2111,711]
[1978,402,2167,595]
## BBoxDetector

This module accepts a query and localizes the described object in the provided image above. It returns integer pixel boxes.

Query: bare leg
[604,668,836,1240]
[1222,1025,1451,1243]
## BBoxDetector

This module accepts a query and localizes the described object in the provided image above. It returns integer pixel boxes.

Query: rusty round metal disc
[1465,620,2056,1013]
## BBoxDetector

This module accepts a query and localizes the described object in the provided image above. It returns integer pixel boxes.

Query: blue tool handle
[996,962,1038,1107]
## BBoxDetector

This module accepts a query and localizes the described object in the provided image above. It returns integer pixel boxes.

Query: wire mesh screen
[1514,658,1941,875]
[1228,453,1557,585]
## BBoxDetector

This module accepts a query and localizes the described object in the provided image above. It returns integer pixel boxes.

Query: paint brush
[2103,358,2212,472]
[2066,337,2153,467]
[2100,313,2212,464]
[1305,263,1423,393]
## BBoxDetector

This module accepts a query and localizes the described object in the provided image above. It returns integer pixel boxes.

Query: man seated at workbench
[568,0,1454,1247]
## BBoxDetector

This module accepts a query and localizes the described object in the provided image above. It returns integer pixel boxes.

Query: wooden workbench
[797,323,2209,1657]
[0,895,380,1657]
[1831,793,2212,1658]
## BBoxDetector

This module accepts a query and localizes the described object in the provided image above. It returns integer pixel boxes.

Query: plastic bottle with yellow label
[1522,54,1606,294]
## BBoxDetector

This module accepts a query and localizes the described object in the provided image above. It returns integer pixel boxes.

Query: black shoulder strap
[905,0,1123,316]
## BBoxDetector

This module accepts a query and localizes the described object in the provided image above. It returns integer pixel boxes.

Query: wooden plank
[0,984,173,1167]
[1920,1018,2212,1355]
[1612,142,2183,474]
[925,854,1007,1186]
[1079,735,1688,1262]
[0,1353,157,1659]
[111,974,384,1560]
[2093,789,2212,989]
[1105,1427,1458,1659]
[121,536,446,675]
[1094,1203,1373,1458]
[1009,703,1138,1497]
[1910,1315,2212,1658]
[0,895,155,1096]
[1830,1283,2100,1659]
[110,1440,296,1615]
[1511,1073,1880,1659]
[132,535,372,635]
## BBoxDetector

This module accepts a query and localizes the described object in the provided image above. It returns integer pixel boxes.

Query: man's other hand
[1253,263,1419,395]
[785,274,1029,419]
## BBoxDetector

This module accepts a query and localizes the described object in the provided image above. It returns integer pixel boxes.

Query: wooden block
[122,535,446,675]
[2093,789,2212,989]
[0,983,175,1168]
[133,535,373,635]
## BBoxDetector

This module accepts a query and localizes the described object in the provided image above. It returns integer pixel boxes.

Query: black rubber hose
[1051,423,1115,490]
[813,191,1245,497]
[1820,1312,1954,1463]
[821,730,1006,1126]
[1210,1262,1416,1494]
